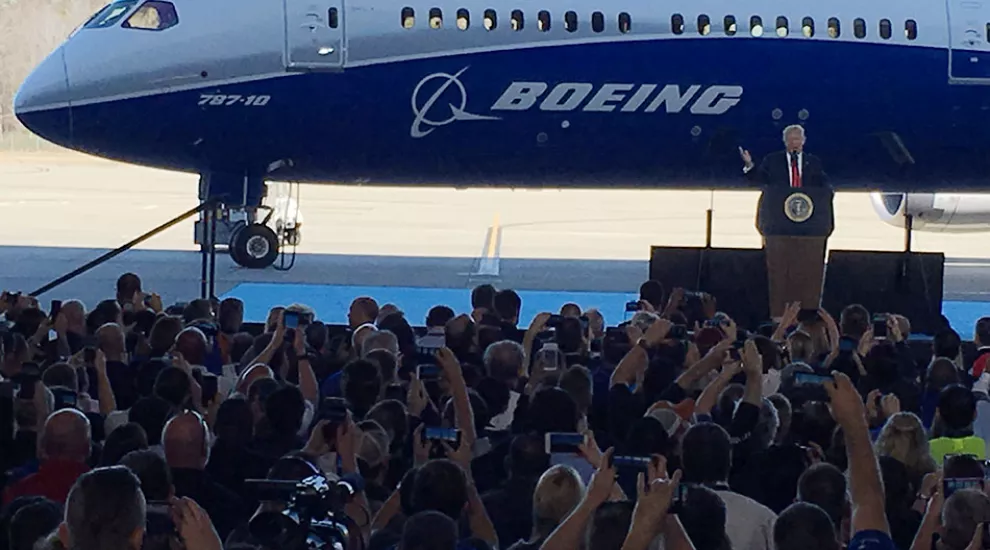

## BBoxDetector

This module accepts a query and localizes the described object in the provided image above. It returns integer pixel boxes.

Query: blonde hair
[782,124,805,140]
[874,412,937,481]
[532,465,585,538]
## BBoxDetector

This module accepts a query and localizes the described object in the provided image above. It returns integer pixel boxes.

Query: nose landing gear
[193,172,303,271]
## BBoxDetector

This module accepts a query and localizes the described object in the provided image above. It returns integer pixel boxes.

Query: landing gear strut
[194,172,302,270]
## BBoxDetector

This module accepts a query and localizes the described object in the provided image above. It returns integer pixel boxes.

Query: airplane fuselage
[14,0,990,191]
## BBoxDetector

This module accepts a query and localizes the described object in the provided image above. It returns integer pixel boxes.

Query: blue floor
[222,282,987,334]
[222,283,638,327]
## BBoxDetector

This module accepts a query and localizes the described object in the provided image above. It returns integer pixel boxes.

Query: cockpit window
[122,0,178,31]
[84,0,139,29]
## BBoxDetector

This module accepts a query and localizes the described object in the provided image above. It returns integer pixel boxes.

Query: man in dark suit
[740,124,827,188]
[739,125,833,319]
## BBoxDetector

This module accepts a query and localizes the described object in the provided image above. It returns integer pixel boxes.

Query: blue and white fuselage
[13,0,990,192]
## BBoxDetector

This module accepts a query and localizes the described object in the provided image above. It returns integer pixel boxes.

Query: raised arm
[825,371,890,536]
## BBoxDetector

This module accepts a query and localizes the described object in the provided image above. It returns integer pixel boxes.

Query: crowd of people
[0,273,989,550]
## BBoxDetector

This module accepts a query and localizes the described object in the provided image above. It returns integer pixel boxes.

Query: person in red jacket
[3,408,91,506]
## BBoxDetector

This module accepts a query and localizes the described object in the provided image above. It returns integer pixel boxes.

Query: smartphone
[318,397,349,442]
[84,347,96,363]
[838,337,858,353]
[50,300,62,320]
[872,314,888,339]
[728,347,742,361]
[284,311,300,329]
[201,374,219,404]
[579,316,590,331]
[51,387,78,410]
[546,314,564,328]
[944,477,984,498]
[422,426,462,447]
[535,345,562,371]
[544,432,587,454]
[793,372,835,386]
[610,455,652,472]
[417,364,441,380]
[625,301,641,313]
[669,483,688,514]
[47,329,58,342]
[668,325,688,339]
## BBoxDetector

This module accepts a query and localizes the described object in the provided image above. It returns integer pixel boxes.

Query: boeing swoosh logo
[410,67,500,138]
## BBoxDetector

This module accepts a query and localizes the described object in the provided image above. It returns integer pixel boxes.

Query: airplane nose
[13,45,72,147]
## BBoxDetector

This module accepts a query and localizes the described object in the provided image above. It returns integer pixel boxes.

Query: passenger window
[457,8,469,30]
[618,12,631,33]
[511,9,523,30]
[328,7,338,28]
[401,7,415,28]
[671,14,684,35]
[854,18,866,38]
[905,19,917,40]
[429,8,442,28]
[802,16,814,37]
[776,16,788,36]
[538,10,550,31]
[828,17,840,38]
[750,15,763,37]
[724,15,737,36]
[592,11,604,33]
[122,0,178,30]
[565,11,577,32]
[85,0,138,29]
[880,18,891,39]
[698,14,711,35]
[484,9,496,30]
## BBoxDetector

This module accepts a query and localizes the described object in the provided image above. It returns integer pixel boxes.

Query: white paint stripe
[14,71,303,114]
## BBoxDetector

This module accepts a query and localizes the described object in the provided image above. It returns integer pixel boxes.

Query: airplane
[13,0,990,268]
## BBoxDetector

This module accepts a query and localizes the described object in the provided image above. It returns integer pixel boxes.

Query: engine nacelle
[870,192,990,232]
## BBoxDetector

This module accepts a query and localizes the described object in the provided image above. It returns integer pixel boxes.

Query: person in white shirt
[682,422,777,550]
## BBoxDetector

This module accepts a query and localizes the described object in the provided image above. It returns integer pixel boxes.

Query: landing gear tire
[230,224,279,269]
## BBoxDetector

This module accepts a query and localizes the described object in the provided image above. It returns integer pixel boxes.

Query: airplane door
[947,0,990,81]
[284,0,344,70]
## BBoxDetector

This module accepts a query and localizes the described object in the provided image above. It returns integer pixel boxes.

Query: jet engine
[870,192,990,232]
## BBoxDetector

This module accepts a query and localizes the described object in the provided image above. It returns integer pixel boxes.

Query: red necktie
[790,154,802,188]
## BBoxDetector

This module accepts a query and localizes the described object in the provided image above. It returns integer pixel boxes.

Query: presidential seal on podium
[784,192,814,223]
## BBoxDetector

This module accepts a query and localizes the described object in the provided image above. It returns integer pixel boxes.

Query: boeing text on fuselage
[410,66,745,138]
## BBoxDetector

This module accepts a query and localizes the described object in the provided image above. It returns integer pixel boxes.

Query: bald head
[175,327,208,366]
[97,323,126,358]
[237,363,274,394]
[41,409,91,463]
[162,412,209,469]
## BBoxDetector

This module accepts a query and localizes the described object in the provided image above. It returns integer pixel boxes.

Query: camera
[246,474,356,550]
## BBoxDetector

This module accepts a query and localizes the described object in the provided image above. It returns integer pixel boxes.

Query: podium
[757,186,835,318]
